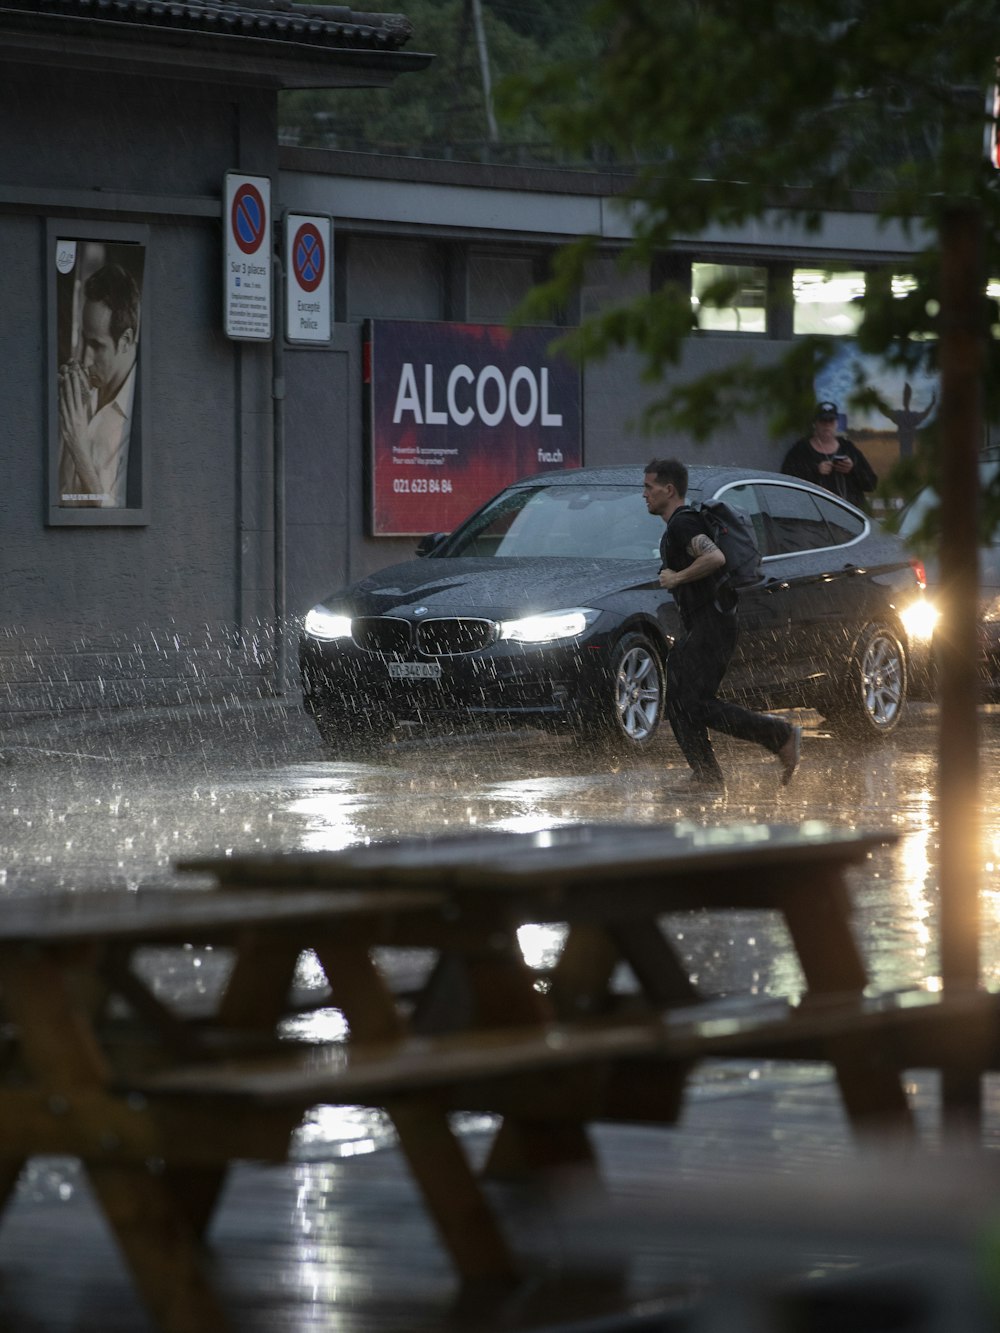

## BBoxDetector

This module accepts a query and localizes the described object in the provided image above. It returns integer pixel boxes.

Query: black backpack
[682,500,763,590]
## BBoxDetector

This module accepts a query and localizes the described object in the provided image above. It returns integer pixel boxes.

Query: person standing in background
[781,400,877,510]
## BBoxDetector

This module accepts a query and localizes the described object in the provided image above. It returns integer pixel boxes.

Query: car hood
[316,556,661,620]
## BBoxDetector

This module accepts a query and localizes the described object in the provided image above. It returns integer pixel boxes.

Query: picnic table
[0,821,995,1332]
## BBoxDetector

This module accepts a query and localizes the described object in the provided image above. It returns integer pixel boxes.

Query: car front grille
[349,615,498,658]
[416,618,498,656]
[350,617,412,655]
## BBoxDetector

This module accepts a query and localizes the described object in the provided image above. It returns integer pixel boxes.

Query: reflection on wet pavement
[4,699,1000,1172]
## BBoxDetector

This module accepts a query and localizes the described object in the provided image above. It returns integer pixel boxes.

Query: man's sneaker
[777,725,802,786]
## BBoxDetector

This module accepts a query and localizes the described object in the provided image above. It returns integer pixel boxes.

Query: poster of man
[55,238,144,509]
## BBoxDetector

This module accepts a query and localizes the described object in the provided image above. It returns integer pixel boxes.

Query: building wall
[0,77,924,720]
[0,64,281,717]
[280,156,917,627]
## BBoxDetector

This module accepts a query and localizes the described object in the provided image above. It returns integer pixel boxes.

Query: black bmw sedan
[299,465,937,754]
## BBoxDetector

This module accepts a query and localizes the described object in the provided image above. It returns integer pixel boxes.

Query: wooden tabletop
[0,884,446,946]
[177,821,898,905]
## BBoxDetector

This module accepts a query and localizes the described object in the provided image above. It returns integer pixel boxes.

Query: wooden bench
[132,985,1000,1135]
[0,823,954,1331]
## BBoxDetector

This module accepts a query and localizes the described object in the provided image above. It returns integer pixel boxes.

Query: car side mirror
[415,532,448,557]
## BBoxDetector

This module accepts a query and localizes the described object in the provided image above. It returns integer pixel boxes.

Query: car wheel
[580,631,665,753]
[826,622,907,740]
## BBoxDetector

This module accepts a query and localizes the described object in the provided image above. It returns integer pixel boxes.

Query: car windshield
[439,484,664,560]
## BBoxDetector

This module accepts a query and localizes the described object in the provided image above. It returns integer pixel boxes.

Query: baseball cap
[814,400,838,420]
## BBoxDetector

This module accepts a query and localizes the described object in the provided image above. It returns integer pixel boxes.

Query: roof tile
[0,0,415,51]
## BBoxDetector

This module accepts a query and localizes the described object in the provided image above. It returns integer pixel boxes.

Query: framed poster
[366,319,582,536]
[47,220,149,525]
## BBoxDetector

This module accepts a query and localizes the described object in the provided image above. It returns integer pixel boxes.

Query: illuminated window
[892,274,919,299]
[793,268,866,335]
[692,262,767,332]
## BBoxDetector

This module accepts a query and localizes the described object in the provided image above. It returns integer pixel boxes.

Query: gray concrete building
[0,0,923,722]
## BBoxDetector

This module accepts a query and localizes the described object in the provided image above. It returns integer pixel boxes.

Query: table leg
[474,926,599,1179]
[545,923,621,1019]
[781,873,914,1134]
[164,1166,230,1239]
[779,873,868,996]
[88,1162,232,1332]
[218,931,303,1028]
[410,954,474,1034]
[315,940,517,1280]
[388,1098,517,1280]
[605,920,700,1006]
[0,948,234,1331]
[0,1161,23,1214]
[826,1032,916,1136]
[156,929,306,1239]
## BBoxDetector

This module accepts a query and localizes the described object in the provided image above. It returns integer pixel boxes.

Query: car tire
[825,621,907,740]
[579,631,665,754]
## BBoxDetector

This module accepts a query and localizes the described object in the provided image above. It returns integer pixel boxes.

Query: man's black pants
[665,603,791,781]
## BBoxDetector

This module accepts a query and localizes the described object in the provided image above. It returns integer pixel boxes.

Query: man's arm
[659,533,726,590]
[58,361,102,495]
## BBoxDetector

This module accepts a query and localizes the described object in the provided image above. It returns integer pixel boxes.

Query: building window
[347,237,444,322]
[467,252,538,324]
[692,262,767,332]
[793,268,866,336]
[581,253,649,317]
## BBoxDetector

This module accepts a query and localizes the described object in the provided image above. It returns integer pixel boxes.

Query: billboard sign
[366,319,582,536]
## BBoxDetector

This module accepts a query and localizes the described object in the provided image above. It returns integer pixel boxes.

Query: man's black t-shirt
[660,506,722,627]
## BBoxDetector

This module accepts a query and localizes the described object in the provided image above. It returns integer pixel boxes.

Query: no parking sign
[284,212,332,343]
[224,172,272,341]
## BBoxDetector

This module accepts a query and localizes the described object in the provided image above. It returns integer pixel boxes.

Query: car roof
[512,463,827,497]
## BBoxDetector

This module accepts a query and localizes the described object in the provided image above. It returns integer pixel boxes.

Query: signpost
[224,172,272,341]
[284,212,332,343]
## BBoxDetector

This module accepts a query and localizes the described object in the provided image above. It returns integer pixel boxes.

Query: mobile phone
[831,453,848,463]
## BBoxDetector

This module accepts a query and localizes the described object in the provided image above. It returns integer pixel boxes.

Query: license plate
[388,661,442,680]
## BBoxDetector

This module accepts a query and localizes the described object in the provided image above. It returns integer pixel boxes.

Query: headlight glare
[499,608,599,644]
[899,597,940,644]
[303,608,353,641]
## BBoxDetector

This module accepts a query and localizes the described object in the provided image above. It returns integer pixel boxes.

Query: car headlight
[302,607,353,641]
[498,608,600,644]
[899,597,940,644]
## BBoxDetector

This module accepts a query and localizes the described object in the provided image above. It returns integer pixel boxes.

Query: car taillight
[909,557,927,590]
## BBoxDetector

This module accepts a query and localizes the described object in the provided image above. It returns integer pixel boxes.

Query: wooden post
[937,203,984,1126]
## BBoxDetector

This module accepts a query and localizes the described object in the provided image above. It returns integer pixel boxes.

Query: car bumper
[299,630,621,727]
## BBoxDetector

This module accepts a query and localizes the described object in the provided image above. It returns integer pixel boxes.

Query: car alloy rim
[861,633,903,727]
[616,644,661,741]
